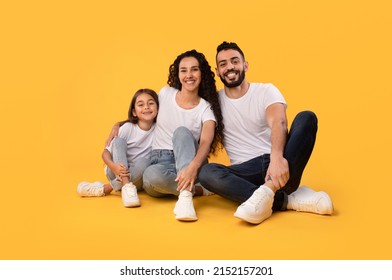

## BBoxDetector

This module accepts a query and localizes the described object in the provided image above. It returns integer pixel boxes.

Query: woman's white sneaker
[173,190,198,221]
[122,182,141,207]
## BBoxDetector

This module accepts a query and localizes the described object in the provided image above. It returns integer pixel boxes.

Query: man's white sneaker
[122,182,140,208]
[77,181,105,197]
[173,190,198,221]
[234,185,274,224]
[288,186,333,215]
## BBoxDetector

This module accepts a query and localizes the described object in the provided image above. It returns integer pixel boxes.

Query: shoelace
[295,195,319,212]
[177,192,194,212]
[245,190,268,211]
[84,184,103,196]
[124,185,137,197]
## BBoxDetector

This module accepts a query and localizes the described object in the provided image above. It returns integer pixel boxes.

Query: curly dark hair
[167,49,224,156]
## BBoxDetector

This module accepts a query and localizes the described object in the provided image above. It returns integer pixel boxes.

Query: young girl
[77,88,159,208]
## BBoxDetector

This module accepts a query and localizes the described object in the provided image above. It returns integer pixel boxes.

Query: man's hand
[265,156,289,190]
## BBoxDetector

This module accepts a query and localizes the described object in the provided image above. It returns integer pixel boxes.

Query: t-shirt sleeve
[264,83,287,109]
[105,123,132,152]
[202,104,217,124]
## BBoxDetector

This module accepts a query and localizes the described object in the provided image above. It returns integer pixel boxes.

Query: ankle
[103,184,113,195]
[259,184,275,196]
[193,185,203,196]
[262,181,279,193]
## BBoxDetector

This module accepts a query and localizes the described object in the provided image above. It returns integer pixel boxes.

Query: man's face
[216,49,248,88]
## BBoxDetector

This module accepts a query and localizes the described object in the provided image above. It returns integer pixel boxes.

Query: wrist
[189,160,202,169]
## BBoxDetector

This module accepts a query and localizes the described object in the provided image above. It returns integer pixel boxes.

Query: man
[198,41,333,224]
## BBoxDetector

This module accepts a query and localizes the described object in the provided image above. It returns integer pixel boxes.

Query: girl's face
[178,56,201,92]
[132,93,158,123]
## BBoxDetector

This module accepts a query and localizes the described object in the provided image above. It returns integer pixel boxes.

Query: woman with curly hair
[141,49,224,222]
[107,49,224,222]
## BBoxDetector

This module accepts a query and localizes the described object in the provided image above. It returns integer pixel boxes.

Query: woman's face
[178,56,201,92]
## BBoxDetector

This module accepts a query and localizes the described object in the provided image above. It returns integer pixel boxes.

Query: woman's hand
[104,122,120,148]
[175,162,199,192]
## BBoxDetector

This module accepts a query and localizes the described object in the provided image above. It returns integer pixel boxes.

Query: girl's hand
[111,163,129,180]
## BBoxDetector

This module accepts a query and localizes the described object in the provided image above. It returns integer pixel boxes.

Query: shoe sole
[122,196,141,208]
[123,201,141,208]
[234,209,272,224]
[175,215,198,222]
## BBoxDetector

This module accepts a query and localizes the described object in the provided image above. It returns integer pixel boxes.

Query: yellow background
[1,0,391,259]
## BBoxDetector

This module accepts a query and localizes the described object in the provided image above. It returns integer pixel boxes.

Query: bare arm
[104,122,121,148]
[176,120,215,192]
[102,149,129,179]
[265,103,289,190]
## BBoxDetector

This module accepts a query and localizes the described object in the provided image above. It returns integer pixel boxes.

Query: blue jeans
[143,127,200,197]
[199,111,318,211]
[105,138,151,191]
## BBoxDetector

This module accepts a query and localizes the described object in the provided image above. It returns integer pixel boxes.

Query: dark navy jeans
[198,111,318,211]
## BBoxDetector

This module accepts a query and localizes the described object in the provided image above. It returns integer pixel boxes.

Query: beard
[219,70,246,88]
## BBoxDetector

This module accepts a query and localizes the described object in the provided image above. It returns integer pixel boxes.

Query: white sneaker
[77,181,105,197]
[121,182,140,207]
[288,186,333,215]
[195,183,215,196]
[173,190,198,221]
[202,187,215,196]
[234,185,274,224]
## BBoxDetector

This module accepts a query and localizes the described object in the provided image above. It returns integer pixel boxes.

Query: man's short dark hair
[216,41,245,60]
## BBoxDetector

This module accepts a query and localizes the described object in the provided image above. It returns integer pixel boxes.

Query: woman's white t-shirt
[152,86,216,150]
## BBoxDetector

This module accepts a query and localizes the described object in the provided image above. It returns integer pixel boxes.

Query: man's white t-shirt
[153,86,216,150]
[106,122,155,165]
[219,83,287,165]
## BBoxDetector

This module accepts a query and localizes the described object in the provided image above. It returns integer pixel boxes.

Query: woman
[143,49,224,221]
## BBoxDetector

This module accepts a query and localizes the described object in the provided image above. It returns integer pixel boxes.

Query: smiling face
[178,56,202,93]
[216,49,248,88]
[132,92,158,123]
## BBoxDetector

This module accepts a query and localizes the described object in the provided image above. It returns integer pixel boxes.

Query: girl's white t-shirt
[219,83,287,165]
[106,122,155,164]
[152,86,216,150]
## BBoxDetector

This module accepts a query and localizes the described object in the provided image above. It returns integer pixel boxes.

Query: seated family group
[77,41,333,225]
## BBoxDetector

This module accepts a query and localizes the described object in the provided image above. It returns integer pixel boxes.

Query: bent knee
[112,137,127,149]
[173,126,192,139]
